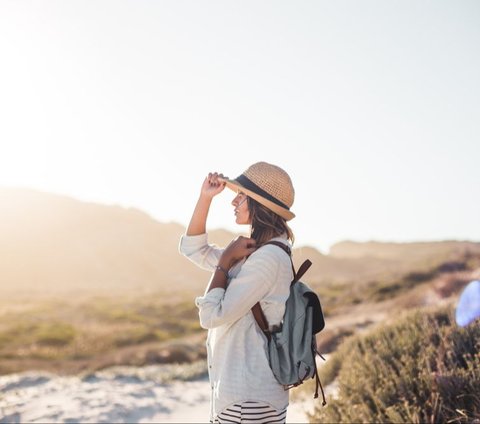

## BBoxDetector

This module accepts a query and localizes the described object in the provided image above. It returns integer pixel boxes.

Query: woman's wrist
[206,264,229,293]
[215,265,229,279]
[218,256,233,270]
[198,193,214,204]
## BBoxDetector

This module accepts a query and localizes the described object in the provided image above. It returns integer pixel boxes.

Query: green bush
[36,322,76,346]
[311,307,480,423]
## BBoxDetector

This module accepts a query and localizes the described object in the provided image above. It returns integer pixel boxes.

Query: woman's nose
[232,194,242,206]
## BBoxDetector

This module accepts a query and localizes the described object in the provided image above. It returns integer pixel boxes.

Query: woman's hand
[200,172,226,200]
[186,171,227,236]
[219,236,257,269]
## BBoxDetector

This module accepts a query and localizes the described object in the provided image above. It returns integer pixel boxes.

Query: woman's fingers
[239,236,256,247]
[234,236,257,254]
[201,171,227,200]
[240,237,257,257]
[201,172,226,199]
[207,172,226,189]
[221,236,257,267]
[207,172,216,184]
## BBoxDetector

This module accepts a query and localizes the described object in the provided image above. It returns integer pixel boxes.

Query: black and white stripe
[215,401,287,424]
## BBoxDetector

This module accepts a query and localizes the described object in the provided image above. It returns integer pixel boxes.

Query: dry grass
[1,247,479,380]
[0,293,205,376]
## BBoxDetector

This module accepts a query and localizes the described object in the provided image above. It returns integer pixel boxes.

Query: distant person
[179,162,296,424]
[455,280,480,327]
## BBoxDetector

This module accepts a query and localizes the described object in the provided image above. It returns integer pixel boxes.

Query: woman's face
[231,191,250,225]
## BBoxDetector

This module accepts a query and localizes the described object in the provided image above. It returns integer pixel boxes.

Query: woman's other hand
[219,236,257,269]
[201,172,226,199]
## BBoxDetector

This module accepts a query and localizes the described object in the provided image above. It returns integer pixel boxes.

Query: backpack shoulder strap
[251,302,271,340]
[265,240,292,255]
[251,240,312,336]
[251,241,294,338]
[264,241,312,284]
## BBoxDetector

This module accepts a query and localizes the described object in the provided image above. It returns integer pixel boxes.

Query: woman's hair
[248,197,295,247]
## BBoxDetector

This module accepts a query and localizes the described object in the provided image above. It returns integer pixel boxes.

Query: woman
[179,162,296,424]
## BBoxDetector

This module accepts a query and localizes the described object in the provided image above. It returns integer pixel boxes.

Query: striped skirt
[214,401,287,424]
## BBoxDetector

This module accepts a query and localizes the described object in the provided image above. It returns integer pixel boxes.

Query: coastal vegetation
[0,293,205,375]
[311,306,480,423]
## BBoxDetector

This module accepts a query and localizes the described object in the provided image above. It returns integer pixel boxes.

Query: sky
[0,0,479,253]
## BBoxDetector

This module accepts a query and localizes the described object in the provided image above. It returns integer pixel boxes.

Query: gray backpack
[251,241,327,405]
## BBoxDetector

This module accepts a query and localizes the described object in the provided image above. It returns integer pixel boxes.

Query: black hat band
[235,174,290,210]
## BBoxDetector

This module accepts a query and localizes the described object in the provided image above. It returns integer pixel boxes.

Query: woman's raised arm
[186,172,226,236]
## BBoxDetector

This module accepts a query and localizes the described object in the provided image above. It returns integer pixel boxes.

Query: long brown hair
[248,197,295,247]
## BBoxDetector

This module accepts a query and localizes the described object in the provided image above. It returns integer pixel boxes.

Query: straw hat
[220,162,295,221]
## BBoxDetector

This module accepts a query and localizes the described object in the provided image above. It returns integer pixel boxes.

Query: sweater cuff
[195,287,225,307]
[178,233,208,253]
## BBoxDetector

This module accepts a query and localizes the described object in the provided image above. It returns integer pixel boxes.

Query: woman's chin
[235,217,248,225]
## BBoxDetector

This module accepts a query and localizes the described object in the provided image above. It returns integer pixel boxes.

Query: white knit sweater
[178,233,293,421]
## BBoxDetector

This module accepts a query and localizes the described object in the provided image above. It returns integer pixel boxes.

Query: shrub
[36,322,76,346]
[113,327,166,347]
[311,307,480,423]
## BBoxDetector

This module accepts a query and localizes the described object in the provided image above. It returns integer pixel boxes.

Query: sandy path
[0,368,313,423]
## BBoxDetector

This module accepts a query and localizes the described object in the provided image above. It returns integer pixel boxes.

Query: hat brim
[219,177,295,221]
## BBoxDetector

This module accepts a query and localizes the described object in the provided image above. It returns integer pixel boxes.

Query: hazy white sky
[1,0,479,252]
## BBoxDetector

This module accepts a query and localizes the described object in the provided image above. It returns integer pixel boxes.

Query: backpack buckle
[268,323,283,333]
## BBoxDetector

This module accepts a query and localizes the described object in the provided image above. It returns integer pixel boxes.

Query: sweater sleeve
[195,245,282,329]
[178,233,225,272]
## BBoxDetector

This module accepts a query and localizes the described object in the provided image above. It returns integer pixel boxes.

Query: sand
[0,365,319,423]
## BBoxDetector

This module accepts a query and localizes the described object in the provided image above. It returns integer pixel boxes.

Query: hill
[1,186,479,299]
[330,239,478,261]
[0,187,202,296]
